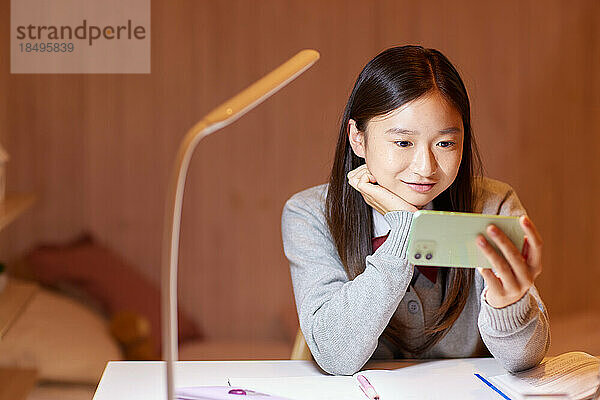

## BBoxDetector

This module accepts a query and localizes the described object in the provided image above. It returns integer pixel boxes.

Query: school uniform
[281,176,550,375]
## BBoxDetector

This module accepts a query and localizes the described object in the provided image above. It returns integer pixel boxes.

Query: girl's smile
[402,181,436,193]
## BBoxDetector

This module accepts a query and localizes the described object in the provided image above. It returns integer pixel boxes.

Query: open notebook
[228,358,508,400]
[176,353,599,400]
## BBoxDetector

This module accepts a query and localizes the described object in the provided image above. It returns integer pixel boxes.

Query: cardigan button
[408,300,419,314]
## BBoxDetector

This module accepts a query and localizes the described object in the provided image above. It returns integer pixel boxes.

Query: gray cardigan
[281,176,550,375]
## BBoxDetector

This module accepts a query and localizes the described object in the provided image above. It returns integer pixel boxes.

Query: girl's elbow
[308,337,369,375]
[313,353,365,376]
[503,346,547,373]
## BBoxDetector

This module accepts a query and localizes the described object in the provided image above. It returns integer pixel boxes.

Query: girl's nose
[413,147,438,176]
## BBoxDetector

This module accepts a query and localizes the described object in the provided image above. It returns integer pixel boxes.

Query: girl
[281,45,549,375]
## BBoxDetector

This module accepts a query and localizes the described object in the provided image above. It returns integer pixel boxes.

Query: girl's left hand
[476,215,544,308]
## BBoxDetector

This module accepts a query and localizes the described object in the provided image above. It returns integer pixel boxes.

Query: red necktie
[372,233,438,284]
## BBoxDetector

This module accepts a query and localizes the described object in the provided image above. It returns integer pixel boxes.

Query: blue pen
[474,373,512,400]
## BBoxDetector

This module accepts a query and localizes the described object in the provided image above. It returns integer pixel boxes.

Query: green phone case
[406,210,526,269]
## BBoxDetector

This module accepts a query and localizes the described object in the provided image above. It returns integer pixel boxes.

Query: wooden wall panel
[1,0,87,256]
[1,0,598,344]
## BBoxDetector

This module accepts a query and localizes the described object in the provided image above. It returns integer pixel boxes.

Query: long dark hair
[325,45,485,356]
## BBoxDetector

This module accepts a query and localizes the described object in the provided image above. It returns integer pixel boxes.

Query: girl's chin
[403,192,436,208]
[392,192,433,209]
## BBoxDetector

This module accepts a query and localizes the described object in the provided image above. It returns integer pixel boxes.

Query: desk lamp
[161,49,320,400]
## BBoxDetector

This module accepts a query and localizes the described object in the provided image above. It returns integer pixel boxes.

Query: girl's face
[349,90,464,209]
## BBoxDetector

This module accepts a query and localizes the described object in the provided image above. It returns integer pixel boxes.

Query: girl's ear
[348,119,366,158]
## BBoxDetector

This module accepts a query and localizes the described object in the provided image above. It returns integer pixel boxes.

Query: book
[488,352,600,400]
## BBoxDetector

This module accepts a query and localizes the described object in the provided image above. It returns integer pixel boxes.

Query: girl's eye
[393,141,456,148]
[438,141,456,148]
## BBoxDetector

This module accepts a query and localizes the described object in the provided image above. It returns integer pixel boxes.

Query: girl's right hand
[347,164,418,215]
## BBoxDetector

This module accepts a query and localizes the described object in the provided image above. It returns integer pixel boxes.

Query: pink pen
[357,374,380,400]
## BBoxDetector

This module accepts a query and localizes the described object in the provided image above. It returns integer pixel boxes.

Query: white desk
[93,358,509,399]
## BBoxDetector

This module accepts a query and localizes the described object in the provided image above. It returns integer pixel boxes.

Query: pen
[357,374,380,400]
[474,373,512,400]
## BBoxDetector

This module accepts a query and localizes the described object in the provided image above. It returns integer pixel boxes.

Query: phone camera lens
[425,253,433,260]
[414,253,421,259]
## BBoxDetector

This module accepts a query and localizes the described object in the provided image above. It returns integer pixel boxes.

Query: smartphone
[406,210,526,269]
